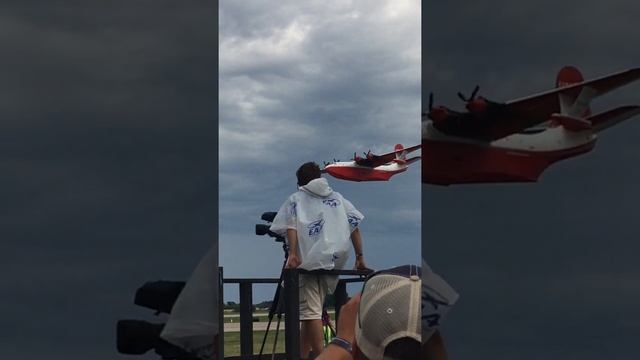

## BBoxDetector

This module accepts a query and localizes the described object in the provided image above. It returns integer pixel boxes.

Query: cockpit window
[519,128,546,135]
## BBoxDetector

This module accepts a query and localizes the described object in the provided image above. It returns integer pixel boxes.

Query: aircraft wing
[589,105,640,132]
[355,144,422,167]
[439,68,640,141]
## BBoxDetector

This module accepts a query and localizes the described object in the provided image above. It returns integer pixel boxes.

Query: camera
[255,211,285,242]
[116,281,197,359]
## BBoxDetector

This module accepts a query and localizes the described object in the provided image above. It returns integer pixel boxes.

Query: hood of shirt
[300,177,334,198]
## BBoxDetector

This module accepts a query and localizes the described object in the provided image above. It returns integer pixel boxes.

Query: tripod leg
[270,313,282,360]
[258,315,273,359]
[259,280,283,359]
[259,255,288,359]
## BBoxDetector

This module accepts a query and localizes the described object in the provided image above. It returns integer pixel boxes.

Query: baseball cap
[355,265,422,360]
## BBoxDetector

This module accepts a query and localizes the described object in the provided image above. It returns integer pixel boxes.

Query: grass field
[223,311,335,323]
[223,312,270,323]
[224,330,286,357]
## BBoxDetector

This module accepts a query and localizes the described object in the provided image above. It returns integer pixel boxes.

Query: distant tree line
[223,295,336,311]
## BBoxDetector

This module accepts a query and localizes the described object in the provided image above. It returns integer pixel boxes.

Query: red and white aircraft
[423,66,640,185]
[323,144,421,181]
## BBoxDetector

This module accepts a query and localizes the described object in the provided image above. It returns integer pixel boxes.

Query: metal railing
[220,267,371,360]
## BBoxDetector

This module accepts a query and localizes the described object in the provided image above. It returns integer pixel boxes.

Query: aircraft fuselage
[325,162,409,182]
[422,121,597,185]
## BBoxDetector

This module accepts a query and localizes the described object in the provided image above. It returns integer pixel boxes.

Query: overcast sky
[422,1,640,359]
[1,2,217,359]
[6,1,640,359]
[219,0,421,303]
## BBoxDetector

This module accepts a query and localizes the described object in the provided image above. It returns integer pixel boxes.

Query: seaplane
[423,66,640,185]
[323,144,421,182]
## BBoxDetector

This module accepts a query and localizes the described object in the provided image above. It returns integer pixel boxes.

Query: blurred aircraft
[423,66,640,185]
[323,144,421,182]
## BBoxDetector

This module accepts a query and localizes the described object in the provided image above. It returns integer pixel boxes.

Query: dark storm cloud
[423,1,640,359]
[423,0,640,102]
[1,2,215,126]
[219,0,421,302]
[1,2,216,359]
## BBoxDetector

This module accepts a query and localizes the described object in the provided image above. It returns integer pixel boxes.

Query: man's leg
[301,319,324,358]
[300,322,311,359]
[299,275,326,359]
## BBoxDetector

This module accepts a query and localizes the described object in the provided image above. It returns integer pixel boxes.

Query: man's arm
[315,294,361,360]
[285,228,301,268]
[350,228,363,257]
[315,343,352,360]
[422,330,448,360]
[350,228,368,270]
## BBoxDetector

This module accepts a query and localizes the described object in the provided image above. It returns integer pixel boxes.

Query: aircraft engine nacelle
[465,97,508,118]
[466,98,488,114]
[428,106,454,123]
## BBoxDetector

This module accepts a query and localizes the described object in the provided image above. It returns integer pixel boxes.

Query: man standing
[270,162,368,359]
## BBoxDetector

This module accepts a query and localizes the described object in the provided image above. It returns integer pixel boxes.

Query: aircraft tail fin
[556,66,584,88]
[556,66,592,117]
[588,106,640,132]
[394,144,407,160]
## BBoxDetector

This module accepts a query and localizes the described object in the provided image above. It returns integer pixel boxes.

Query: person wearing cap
[270,162,369,359]
[317,264,458,360]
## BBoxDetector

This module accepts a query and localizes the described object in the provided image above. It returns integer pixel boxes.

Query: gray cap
[355,265,422,360]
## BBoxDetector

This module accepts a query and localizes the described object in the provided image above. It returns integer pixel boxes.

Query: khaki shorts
[299,274,330,320]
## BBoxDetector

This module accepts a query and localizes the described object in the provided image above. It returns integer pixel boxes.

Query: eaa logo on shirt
[290,202,297,217]
[347,214,360,228]
[322,198,341,208]
[422,288,451,328]
[308,219,325,237]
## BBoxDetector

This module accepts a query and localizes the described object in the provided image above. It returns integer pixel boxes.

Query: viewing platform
[220,268,372,360]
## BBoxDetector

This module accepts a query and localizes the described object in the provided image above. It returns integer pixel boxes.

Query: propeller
[426,92,450,123]
[457,85,480,103]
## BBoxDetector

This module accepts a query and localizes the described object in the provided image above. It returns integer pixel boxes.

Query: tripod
[258,241,289,360]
